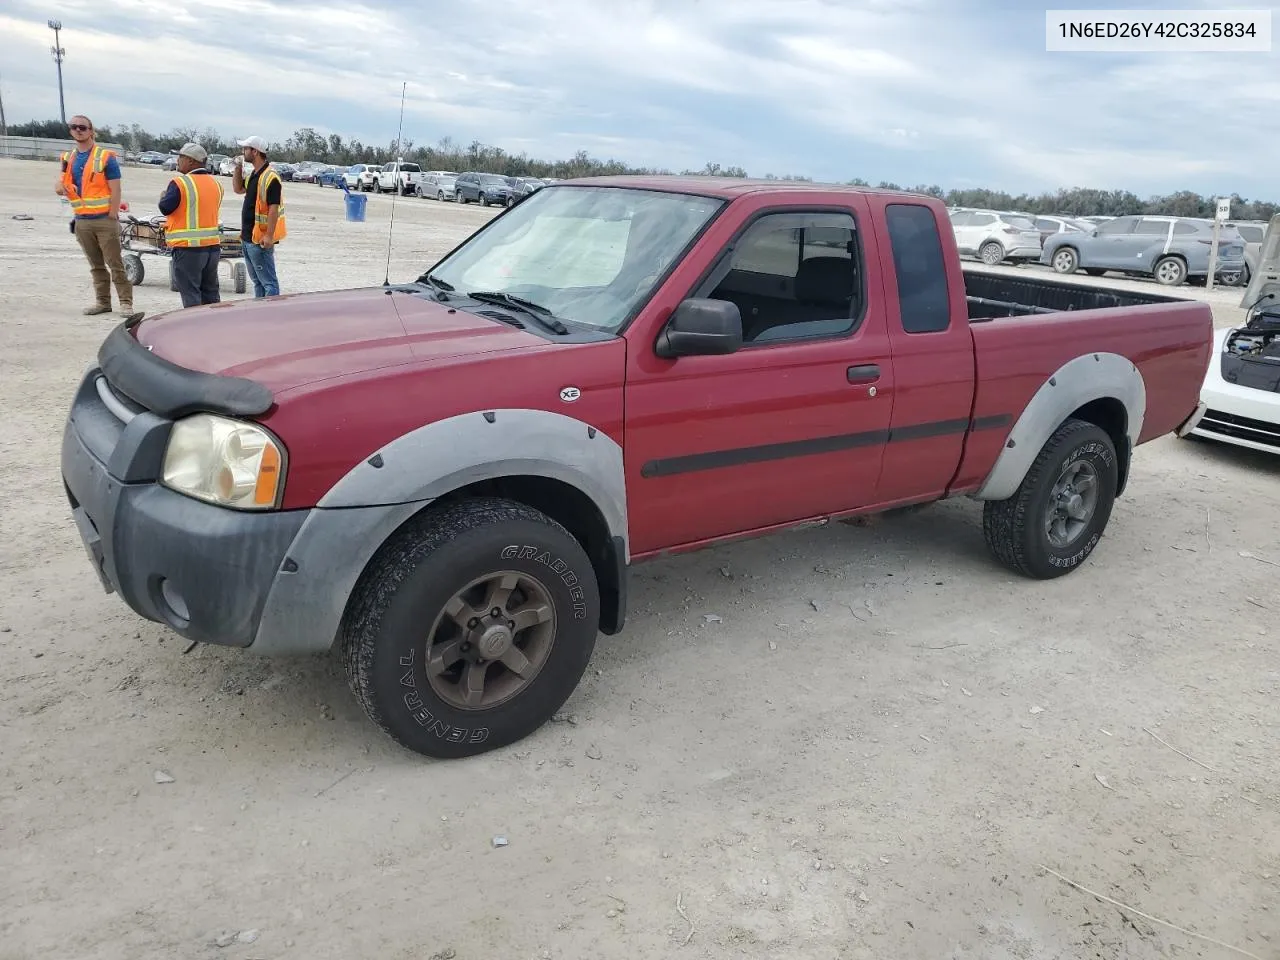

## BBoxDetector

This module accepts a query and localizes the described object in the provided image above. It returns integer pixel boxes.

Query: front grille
[95,375,144,424]
[1197,408,1280,449]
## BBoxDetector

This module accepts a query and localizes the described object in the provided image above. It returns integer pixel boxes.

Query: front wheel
[982,418,1118,579]
[342,497,601,759]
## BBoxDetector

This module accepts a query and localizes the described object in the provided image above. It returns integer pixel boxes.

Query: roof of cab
[555,174,939,201]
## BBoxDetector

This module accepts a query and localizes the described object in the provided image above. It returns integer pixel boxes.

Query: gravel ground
[1,158,1277,960]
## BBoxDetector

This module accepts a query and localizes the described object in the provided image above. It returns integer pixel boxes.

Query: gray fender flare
[318,408,628,549]
[972,352,1145,502]
[250,409,627,656]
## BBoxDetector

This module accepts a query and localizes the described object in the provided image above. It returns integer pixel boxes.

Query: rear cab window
[885,203,951,334]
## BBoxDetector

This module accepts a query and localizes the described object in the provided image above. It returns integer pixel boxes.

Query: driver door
[622,196,893,556]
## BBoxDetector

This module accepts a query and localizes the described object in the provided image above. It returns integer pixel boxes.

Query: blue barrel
[344,192,368,222]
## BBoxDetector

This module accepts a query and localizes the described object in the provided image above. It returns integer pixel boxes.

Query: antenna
[383,80,407,288]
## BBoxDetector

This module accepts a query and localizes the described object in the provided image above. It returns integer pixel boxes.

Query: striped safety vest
[165,172,224,248]
[251,165,287,244]
[59,144,116,217]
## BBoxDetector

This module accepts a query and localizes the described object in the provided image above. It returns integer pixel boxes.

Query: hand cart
[119,214,249,295]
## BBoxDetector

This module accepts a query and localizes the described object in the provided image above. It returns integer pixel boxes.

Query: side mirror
[655,298,743,358]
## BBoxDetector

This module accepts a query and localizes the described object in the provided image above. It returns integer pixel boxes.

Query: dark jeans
[172,246,221,308]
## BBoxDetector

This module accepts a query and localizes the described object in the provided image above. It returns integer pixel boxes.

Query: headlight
[161,414,285,510]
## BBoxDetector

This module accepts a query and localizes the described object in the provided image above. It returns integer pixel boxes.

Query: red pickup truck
[62,177,1212,758]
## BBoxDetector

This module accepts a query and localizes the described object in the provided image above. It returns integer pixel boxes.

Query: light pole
[48,19,66,126]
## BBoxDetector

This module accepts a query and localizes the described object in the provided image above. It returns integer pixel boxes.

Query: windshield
[426,185,725,332]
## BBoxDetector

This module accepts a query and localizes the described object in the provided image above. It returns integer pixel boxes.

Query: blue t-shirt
[71,148,121,219]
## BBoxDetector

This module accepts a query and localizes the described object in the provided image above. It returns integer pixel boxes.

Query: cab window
[696,211,862,345]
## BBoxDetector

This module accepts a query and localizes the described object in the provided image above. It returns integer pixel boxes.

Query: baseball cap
[237,136,268,152]
[177,142,208,163]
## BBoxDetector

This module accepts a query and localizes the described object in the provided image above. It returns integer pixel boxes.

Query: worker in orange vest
[53,114,143,321]
[158,143,225,307]
[231,136,287,297]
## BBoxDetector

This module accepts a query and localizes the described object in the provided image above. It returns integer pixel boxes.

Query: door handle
[847,364,880,384]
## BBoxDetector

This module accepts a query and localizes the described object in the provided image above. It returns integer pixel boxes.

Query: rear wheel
[1153,256,1187,286]
[982,418,1118,580]
[979,241,1005,265]
[1051,248,1079,274]
[342,497,601,759]
[233,261,247,295]
[168,259,179,292]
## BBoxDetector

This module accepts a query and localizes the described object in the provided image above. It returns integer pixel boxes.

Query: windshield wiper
[467,291,569,335]
[415,273,455,301]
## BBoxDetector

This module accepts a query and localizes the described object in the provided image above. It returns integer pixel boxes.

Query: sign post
[1207,197,1230,291]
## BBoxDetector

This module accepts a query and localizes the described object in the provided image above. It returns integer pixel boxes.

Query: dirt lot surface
[2,158,1277,960]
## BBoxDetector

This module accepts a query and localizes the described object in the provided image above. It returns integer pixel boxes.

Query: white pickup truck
[374,161,424,196]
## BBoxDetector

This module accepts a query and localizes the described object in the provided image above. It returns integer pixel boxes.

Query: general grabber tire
[982,418,1118,580]
[341,497,600,759]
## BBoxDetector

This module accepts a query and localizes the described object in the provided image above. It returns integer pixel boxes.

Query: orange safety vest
[165,172,224,248]
[251,165,287,244]
[59,144,116,217]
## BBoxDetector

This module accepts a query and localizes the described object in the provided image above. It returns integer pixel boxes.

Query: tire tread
[340,496,575,754]
[982,417,1114,579]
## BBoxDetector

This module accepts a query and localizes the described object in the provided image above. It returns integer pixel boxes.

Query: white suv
[948,209,1044,265]
[345,164,382,192]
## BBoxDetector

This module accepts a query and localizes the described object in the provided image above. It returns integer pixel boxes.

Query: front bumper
[61,367,426,653]
[61,370,308,646]
[1190,377,1280,453]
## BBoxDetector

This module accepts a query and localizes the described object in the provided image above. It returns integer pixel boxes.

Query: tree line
[10,117,1276,221]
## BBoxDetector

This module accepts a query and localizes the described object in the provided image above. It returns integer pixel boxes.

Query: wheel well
[1069,398,1131,496]
[435,475,626,635]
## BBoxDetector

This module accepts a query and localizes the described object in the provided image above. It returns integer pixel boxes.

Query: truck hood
[1240,213,1280,313]
[135,286,546,393]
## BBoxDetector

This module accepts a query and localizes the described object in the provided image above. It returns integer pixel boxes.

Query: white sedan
[1182,214,1280,454]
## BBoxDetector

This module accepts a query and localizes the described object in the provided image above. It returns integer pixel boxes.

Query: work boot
[119,305,145,323]
[83,304,111,316]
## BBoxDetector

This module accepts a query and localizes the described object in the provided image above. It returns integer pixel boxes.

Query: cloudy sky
[2,0,1276,198]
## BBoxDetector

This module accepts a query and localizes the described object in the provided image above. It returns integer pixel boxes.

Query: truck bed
[963,268,1184,320]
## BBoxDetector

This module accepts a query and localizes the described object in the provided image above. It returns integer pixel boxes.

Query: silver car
[1237,221,1268,286]
[947,209,1044,265]
[418,173,458,201]
[1041,215,1247,286]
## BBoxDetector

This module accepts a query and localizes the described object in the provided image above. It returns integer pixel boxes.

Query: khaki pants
[74,216,133,309]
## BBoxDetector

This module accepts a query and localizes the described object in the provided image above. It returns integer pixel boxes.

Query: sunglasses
[68,124,90,132]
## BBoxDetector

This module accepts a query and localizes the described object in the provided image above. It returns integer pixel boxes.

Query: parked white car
[1183,214,1280,455]
[374,161,424,196]
[344,164,382,191]
[418,172,458,201]
[947,208,1044,265]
